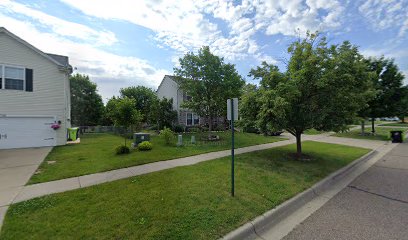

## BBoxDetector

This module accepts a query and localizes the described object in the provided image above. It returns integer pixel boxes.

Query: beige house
[0,27,72,149]
[156,75,199,127]
[156,75,224,128]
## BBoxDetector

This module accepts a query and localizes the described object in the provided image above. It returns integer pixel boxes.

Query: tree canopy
[174,46,245,131]
[70,73,104,126]
[107,97,142,145]
[150,97,178,130]
[248,32,374,158]
[360,57,405,132]
[119,86,158,123]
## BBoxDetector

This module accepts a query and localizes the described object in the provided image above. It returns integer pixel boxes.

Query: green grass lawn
[333,127,407,141]
[1,141,370,240]
[28,132,285,184]
[303,129,326,135]
[379,122,408,127]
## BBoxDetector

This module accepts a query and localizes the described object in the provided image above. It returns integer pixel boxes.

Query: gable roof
[156,75,178,93]
[0,27,72,72]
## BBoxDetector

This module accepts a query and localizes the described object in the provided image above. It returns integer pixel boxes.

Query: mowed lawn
[379,122,408,127]
[28,132,285,184]
[333,127,407,141]
[2,142,370,240]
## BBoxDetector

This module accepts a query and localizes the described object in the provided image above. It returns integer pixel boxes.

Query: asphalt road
[283,143,408,240]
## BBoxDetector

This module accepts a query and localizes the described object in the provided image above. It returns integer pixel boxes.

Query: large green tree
[150,97,178,130]
[119,86,158,123]
[397,85,408,122]
[107,97,142,145]
[250,33,374,158]
[174,46,245,132]
[70,73,104,126]
[362,57,405,132]
[239,84,262,132]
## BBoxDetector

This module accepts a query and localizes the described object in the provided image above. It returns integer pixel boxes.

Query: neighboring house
[156,75,199,127]
[156,75,224,128]
[0,27,72,149]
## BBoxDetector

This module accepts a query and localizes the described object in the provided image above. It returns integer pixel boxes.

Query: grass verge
[379,122,408,127]
[3,141,370,240]
[333,127,407,141]
[28,132,285,184]
[303,129,326,135]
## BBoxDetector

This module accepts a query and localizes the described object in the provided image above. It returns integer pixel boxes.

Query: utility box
[134,133,150,146]
[390,131,403,143]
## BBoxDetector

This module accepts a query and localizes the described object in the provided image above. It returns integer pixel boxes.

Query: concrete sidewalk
[280,142,408,240]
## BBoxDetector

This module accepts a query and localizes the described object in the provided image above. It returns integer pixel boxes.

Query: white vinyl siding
[0,32,70,146]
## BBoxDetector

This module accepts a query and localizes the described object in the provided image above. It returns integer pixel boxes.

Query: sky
[0,0,407,101]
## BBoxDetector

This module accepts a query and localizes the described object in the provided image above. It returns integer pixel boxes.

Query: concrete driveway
[0,147,51,228]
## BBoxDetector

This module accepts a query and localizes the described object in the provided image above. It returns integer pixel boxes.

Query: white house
[0,27,72,149]
[156,75,200,127]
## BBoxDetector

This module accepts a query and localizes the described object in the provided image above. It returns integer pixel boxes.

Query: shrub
[200,126,209,132]
[189,127,200,133]
[173,125,184,133]
[115,145,130,155]
[160,127,174,145]
[138,141,153,151]
[214,124,226,131]
[147,124,158,130]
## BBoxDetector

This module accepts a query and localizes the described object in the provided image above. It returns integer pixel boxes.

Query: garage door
[0,116,57,149]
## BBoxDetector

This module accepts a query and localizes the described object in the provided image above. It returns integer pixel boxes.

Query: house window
[186,113,199,126]
[186,113,193,126]
[183,92,192,101]
[193,114,199,125]
[2,66,25,90]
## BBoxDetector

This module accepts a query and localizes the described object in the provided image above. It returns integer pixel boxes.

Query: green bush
[214,124,226,131]
[138,141,153,151]
[173,125,184,133]
[115,145,130,155]
[160,127,174,145]
[189,127,200,133]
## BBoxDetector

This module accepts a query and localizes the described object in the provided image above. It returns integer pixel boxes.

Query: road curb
[222,150,377,240]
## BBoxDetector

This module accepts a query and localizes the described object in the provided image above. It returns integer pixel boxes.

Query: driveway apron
[0,147,50,229]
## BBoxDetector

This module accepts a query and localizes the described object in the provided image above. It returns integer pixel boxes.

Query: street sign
[227,98,238,121]
[227,98,238,197]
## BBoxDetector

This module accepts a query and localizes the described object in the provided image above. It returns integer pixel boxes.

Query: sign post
[227,98,238,197]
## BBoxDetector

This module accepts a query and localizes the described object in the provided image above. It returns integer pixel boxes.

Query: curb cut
[222,150,377,240]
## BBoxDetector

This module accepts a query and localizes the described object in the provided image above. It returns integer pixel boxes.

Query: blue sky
[0,0,407,101]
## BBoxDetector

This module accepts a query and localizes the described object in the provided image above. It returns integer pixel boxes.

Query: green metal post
[231,99,235,197]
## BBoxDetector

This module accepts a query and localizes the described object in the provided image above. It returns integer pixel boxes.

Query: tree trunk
[361,120,365,135]
[208,115,213,138]
[371,117,375,134]
[296,132,302,158]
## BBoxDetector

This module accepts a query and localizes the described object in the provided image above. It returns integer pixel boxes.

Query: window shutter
[25,68,33,92]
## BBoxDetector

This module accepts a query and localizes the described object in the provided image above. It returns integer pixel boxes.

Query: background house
[156,75,224,128]
[0,27,72,149]
[156,75,199,127]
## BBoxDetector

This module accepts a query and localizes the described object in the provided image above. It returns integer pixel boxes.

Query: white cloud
[252,0,345,36]
[57,0,287,62]
[0,13,169,99]
[0,0,117,46]
[358,0,408,37]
